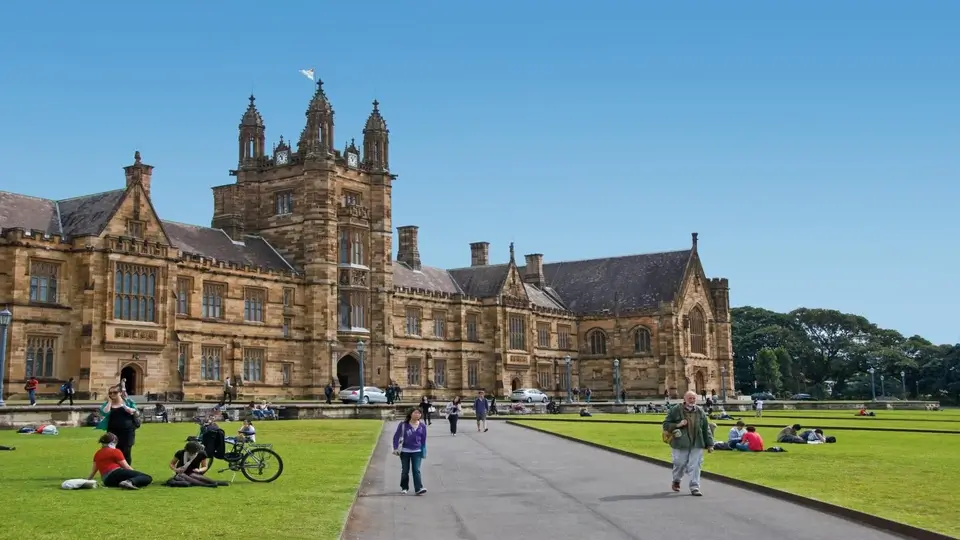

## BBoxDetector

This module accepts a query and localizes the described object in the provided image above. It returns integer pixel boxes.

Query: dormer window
[126,220,144,239]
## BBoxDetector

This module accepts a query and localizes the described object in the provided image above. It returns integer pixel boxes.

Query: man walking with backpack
[57,377,75,406]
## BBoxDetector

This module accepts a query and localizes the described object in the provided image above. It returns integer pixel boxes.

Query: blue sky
[0,1,957,343]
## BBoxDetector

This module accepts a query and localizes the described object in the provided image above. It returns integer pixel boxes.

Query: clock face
[276,151,289,165]
[347,152,358,168]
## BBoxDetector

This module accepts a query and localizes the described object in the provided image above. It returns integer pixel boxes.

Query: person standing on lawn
[392,408,428,495]
[662,390,714,496]
[96,386,140,465]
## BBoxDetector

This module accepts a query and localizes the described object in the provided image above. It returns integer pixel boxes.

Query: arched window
[634,327,652,354]
[587,330,607,355]
[689,307,706,355]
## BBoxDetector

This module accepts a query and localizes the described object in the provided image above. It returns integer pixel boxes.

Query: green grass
[513,420,959,537]
[548,411,960,432]
[0,420,381,540]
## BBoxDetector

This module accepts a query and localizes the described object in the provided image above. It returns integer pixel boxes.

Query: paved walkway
[343,421,902,540]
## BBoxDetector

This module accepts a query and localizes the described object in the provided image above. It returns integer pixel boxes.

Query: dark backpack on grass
[825,436,837,443]
[201,428,227,460]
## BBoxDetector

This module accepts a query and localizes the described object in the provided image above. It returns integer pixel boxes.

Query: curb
[506,420,954,540]
[337,420,385,540]
[496,416,960,435]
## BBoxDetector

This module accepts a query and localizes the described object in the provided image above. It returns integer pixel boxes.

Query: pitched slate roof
[0,191,61,235]
[393,263,463,294]
[58,190,126,238]
[445,249,692,314]
[162,220,295,272]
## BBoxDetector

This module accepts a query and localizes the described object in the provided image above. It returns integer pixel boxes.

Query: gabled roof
[58,189,126,238]
[393,263,463,294]
[0,192,61,235]
[445,249,692,314]
[162,220,295,272]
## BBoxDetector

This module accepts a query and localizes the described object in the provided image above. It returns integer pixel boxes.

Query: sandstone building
[0,80,733,402]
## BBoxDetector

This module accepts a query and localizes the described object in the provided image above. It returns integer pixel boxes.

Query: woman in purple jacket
[392,408,428,495]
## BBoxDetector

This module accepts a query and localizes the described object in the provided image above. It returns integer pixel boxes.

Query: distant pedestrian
[445,397,462,436]
[419,396,433,425]
[324,384,333,404]
[25,376,39,406]
[474,390,489,432]
[662,390,714,496]
[220,376,233,406]
[392,408,428,495]
[58,377,75,406]
[754,399,764,417]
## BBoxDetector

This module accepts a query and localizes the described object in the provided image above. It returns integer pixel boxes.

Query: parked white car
[510,388,549,403]
[339,386,387,404]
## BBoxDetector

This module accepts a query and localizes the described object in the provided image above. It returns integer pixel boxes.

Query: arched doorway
[337,355,361,390]
[511,377,522,392]
[120,364,142,395]
[694,371,706,395]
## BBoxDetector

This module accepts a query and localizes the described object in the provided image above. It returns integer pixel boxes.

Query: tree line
[732,306,960,403]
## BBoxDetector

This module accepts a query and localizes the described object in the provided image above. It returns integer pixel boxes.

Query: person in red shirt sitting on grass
[735,425,764,452]
[86,433,153,489]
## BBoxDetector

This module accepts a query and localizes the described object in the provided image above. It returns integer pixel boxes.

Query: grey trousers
[671,447,705,490]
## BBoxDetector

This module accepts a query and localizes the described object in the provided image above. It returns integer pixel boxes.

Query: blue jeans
[27,390,36,405]
[399,452,423,492]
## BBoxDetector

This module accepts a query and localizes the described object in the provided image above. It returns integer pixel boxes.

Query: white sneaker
[119,480,139,490]
[416,488,427,495]
[400,489,408,495]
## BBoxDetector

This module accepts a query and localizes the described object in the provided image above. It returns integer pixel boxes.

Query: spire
[691,232,699,250]
[240,94,263,127]
[238,94,266,166]
[299,77,334,157]
[362,99,389,169]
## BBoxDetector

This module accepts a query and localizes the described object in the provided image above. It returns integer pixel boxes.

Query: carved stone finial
[316,79,324,92]
[372,99,379,111]
[134,151,141,164]
[249,94,256,106]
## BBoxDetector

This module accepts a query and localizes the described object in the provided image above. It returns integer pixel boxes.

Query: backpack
[825,436,837,443]
[201,428,227,459]
[60,383,67,392]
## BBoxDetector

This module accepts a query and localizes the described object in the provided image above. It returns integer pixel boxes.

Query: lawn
[546,412,960,432]
[0,420,382,540]
[513,420,959,537]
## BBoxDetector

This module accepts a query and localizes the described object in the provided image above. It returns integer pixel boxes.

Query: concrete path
[343,421,902,540]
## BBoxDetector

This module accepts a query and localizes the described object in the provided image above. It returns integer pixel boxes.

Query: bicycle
[214,436,285,483]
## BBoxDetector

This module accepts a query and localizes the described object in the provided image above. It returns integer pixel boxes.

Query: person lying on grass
[86,432,153,490]
[166,441,227,488]
[776,424,805,444]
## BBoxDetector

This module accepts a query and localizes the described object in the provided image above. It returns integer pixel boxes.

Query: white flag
[299,68,315,81]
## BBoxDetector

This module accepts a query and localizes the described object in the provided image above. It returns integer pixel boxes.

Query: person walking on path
[662,390,713,496]
[474,390,489,432]
[419,396,433,425]
[25,376,39,406]
[220,376,233,406]
[392,408,428,495]
[57,377,75,406]
[445,397,462,435]
[324,383,333,404]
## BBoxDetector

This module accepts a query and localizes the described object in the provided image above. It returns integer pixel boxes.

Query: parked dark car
[790,393,816,401]
[751,392,776,401]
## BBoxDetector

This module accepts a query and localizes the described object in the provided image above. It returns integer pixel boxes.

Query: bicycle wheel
[240,447,284,483]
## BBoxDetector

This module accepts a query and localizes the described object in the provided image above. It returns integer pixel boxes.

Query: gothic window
[467,361,479,388]
[406,358,422,386]
[200,346,222,381]
[282,364,292,385]
[338,291,367,330]
[339,229,366,266]
[434,359,447,388]
[634,327,652,354]
[243,348,265,382]
[405,308,421,336]
[537,323,551,348]
[558,325,572,349]
[433,311,447,339]
[113,264,157,322]
[508,315,526,350]
[202,283,225,319]
[29,260,59,304]
[247,139,255,159]
[178,343,189,378]
[25,336,56,378]
[282,288,294,307]
[466,314,479,341]
[689,307,707,355]
[275,191,294,215]
[176,277,191,315]
[587,329,607,355]
[244,288,265,322]
[537,370,552,389]
[283,317,291,338]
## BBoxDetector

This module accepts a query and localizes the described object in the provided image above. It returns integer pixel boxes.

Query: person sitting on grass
[166,441,226,488]
[776,424,806,444]
[237,419,256,443]
[735,426,764,452]
[86,433,153,490]
[728,420,747,446]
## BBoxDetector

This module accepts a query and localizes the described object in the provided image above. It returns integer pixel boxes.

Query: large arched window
[587,329,607,355]
[634,327,652,354]
[689,307,706,355]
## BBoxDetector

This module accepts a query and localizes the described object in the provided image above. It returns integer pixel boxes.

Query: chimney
[523,253,544,287]
[123,151,154,197]
[397,226,421,271]
[470,242,489,266]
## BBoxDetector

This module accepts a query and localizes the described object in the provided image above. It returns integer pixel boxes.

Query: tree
[774,347,795,393]
[755,348,782,394]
